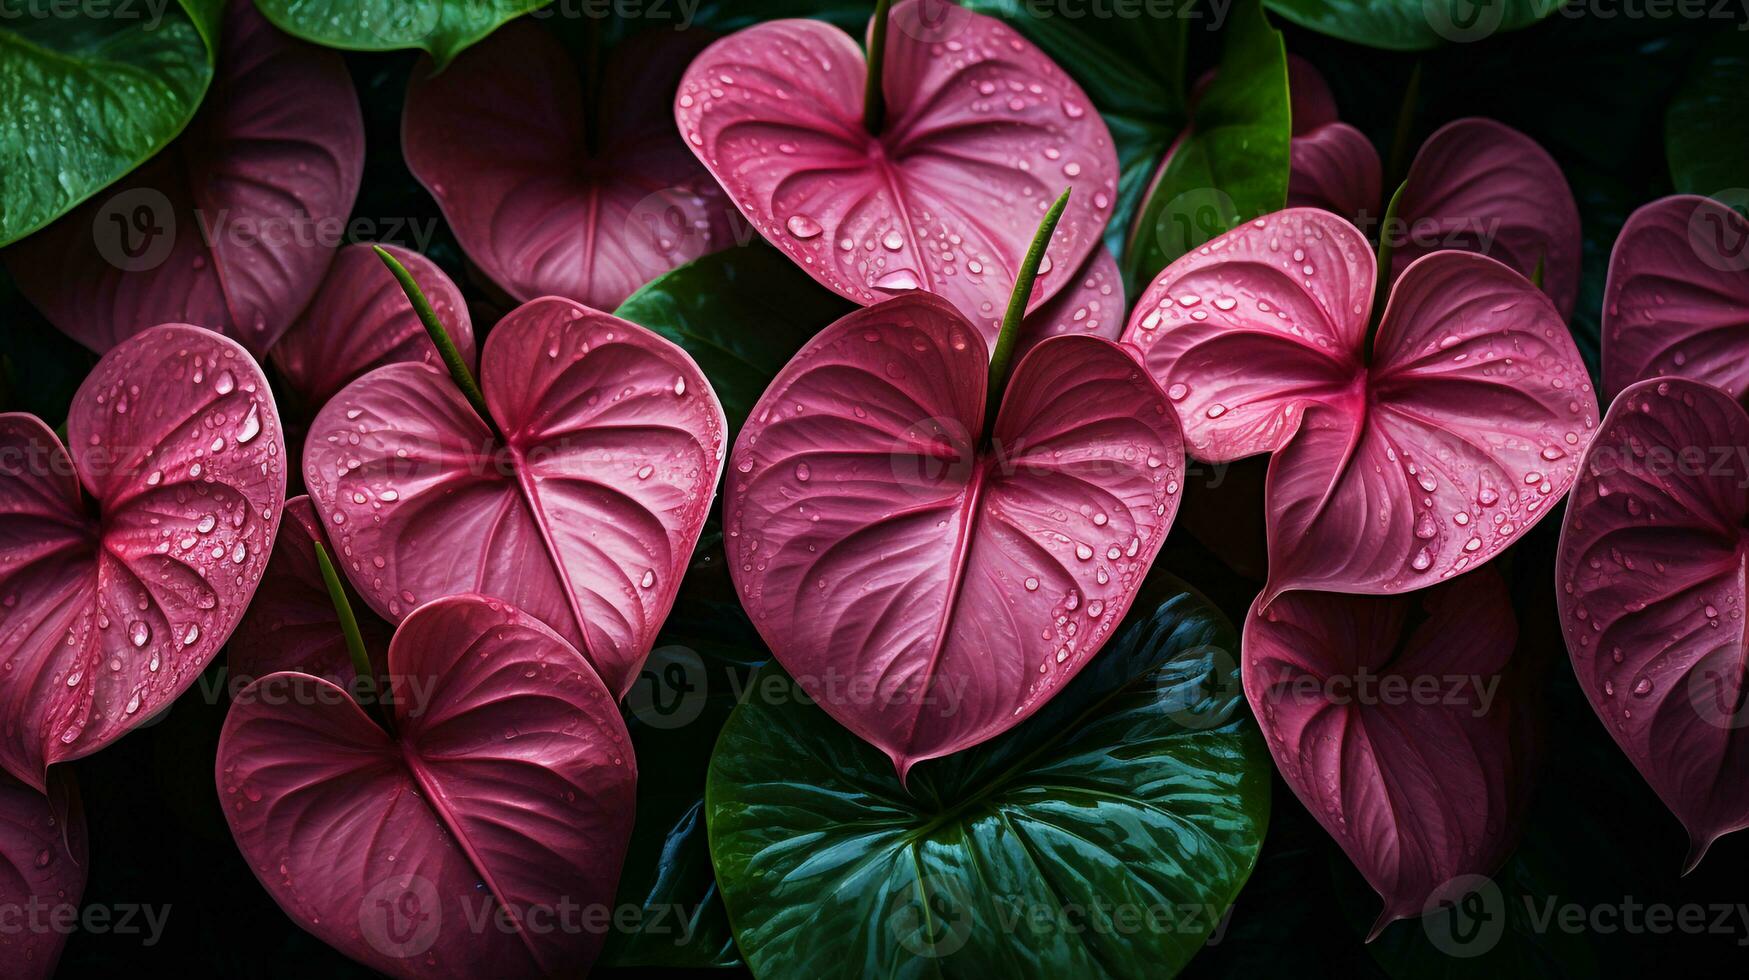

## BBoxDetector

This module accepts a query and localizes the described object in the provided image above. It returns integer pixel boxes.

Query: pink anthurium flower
[229,497,392,686]
[1557,376,1749,869]
[0,324,285,790]
[217,595,635,979]
[0,771,87,980]
[675,0,1119,346]
[1245,569,1526,938]
[1602,194,1749,402]
[403,21,734,312]
[1121,208,1595,601]
[724,291,1184,778]
[1282,62,1578,318]
[2,0,363,356]
[303,296,725,698]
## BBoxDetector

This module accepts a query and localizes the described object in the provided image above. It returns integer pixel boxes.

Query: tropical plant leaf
[707,574,1269,979]
[251,0,545,68]
[0,0,221,245]
[1125,0,1289,288]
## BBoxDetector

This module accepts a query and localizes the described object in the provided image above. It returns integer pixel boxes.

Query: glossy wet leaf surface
[253,0,546,68]
[675,0,1118,345]
[0,0,219,245]
[0,771,86,979]
[0,324,285,789]
[708,575,1269,979]
[304,296,726,698]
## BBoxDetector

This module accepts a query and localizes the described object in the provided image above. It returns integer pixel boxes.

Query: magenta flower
[724,293,1183,777]
[1245,568,1529,936]
[1121,209,1594,600]
[675,0,1118,346]
[218,595,635,979]
[227,496,392,686]
[0,772,86,979]
[1285,60,1579,318]
[403,21,735,311]
[0,325,285,789]
[271,243,476,415]
[1557,376,1749,869]
[302,297,725,698]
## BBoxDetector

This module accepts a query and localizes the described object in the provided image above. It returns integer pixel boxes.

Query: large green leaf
[706,575,1270,979]
[1666,30,1749,196]
[603,535,764,969]
[1265,0,1563,51]
[251,0,545,67]
[0,0,221,245]
[615,242,854,439]
[1124,0,1288,289]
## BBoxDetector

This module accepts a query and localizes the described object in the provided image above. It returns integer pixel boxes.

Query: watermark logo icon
[360,874,443,959]
[1688,189,1749,273]
[1421,873,1506,957]
[625,644,708,729]
[93,187,174,272]
[1425,0,1507,43]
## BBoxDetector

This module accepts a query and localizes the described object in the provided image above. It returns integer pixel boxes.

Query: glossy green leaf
[707,575,1270,979]
[1265,0,1563,52]
[615,242,854,439]
[1666,31,1749,196]
[0,0,221,245]
[605,539,764,967]
[1125,0,1288,288]
[251,0,545,68]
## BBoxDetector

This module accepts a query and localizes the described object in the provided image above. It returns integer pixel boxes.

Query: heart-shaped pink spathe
[2,0,363,357]
[228,496,393,686]
[1390,118,1581,320]
[1122,208,1595,601]
[1244,569,1526,937]
[303,297,725,699]
[1557,376,1749,869]
[403,21,735,312]
[1602,195,1749,402]
[0,324,286,790]
[0,771,87,979]
[725,292,1183,778]
[675,1,1119,347]
[217,594,635,979]
[272,244,476,413]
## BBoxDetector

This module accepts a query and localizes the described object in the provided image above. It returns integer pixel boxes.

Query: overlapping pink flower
[1122,208,1595,600]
